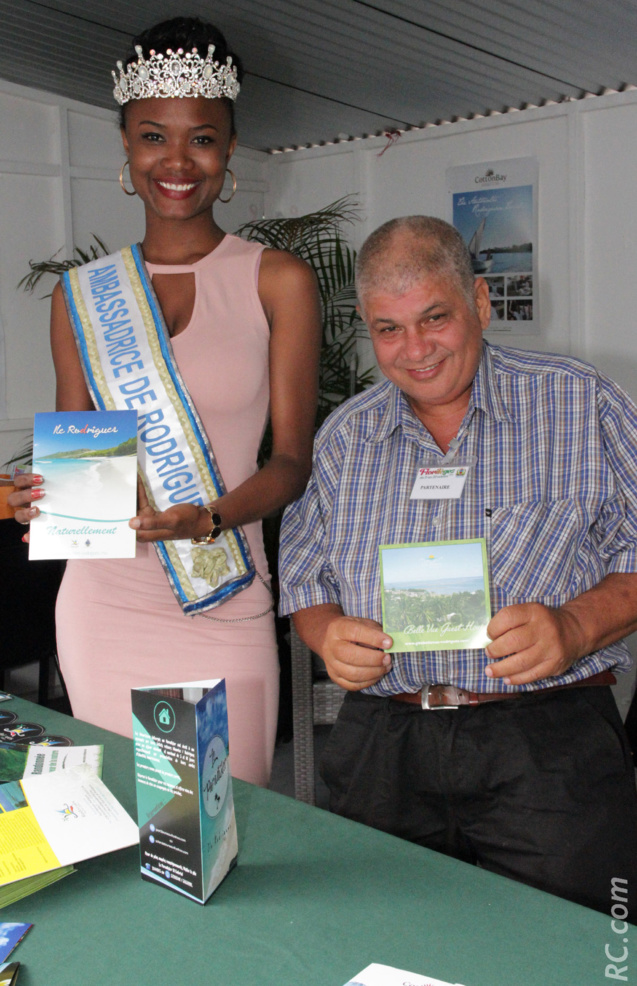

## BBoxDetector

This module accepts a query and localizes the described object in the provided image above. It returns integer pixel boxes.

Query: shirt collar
[367,342,514,444]
[366,382,414,444]
[468,342,515,424]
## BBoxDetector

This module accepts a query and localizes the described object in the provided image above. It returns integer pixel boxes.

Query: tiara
[112,44,240,105]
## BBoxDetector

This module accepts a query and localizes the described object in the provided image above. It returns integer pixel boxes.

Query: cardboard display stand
[132,679,237,904]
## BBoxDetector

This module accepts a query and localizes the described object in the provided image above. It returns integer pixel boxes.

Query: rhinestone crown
[112,44,240,106]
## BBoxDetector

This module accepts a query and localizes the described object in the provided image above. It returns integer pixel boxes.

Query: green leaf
[18,234,110,297]
[238,196,370,435]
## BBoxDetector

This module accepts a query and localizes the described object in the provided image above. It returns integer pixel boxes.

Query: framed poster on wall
[447,157,538,334]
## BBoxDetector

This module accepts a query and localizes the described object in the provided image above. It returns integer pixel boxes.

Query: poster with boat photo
[447,157,538,333]
[379,539,492,652]
[29,410,137,560]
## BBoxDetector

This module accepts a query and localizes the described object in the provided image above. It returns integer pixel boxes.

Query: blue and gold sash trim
[61,244,255,614]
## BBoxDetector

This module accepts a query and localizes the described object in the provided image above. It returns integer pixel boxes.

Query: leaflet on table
[0,780,64,886]
[0,865,74,909]
[0,961,19,986]
[0,924,32,963]
[342,963,467,986]
[132,678,237,904]
[29,409,137,560]
[20,764,138,865]
[379,539,492,652]
[0,743,103,784]
[0,764,138,888]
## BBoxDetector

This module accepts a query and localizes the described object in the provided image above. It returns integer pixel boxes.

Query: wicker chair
[290,621,346,804]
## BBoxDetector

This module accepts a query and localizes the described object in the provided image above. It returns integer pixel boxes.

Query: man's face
[361,274,491,423]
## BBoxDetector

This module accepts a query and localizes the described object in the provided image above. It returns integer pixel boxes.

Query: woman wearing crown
[10,17,321,786]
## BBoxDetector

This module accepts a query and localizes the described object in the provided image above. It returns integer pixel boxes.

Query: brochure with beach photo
[379,539,491,652]
[29,410,137,560]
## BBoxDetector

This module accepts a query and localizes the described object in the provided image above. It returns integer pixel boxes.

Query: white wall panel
[216,190,266,232]
[0,92,58,165]
[218,148,268,230]
[581,97,637,399]
[70,177,146,253]
[230,147,270,183]
[270,148,358,217]
[0,174,59,439]
[67,109,122,169]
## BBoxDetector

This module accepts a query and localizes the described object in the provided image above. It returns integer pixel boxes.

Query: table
[1,697,627,986]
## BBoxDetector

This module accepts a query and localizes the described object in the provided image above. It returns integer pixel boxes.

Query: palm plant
[18,235,110,297]
[236,196,374,433]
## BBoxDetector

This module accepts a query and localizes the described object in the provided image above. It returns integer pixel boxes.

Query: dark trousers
[320,686,637,920]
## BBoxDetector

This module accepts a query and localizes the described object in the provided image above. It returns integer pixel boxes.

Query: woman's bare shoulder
[259,247,315,280]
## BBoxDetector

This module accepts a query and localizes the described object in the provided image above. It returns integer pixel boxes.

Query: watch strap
[191,506,222,545]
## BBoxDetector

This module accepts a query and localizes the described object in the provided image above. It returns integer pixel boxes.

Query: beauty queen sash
[61,244,256,615]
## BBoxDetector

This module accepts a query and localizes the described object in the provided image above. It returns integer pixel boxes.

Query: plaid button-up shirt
[279,343,637,694]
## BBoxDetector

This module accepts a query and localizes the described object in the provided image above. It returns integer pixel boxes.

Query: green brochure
[379,538,491,652]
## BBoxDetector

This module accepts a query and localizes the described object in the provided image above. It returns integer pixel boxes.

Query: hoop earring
[119,160,136,196]
[218,169,237,204]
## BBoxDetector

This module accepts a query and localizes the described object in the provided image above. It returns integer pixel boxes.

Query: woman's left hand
[129,480,205,542]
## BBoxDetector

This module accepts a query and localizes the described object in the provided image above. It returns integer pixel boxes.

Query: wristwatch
[191,506,223,545]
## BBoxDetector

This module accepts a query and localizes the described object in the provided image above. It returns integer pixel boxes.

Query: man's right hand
[293,603,393,690]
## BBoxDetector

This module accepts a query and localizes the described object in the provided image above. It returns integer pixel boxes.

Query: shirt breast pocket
[490,499,580,603]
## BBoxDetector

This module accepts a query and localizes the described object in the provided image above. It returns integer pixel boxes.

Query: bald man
[280,216,637,918]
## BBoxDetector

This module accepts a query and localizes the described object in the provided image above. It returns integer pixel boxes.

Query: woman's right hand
[7,473,45,527]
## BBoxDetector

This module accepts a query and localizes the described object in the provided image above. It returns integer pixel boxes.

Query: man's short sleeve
[596,373,637,574]
[278,467,342,615]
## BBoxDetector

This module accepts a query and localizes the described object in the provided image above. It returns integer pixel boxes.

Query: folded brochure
[0,924,32,963]
[132,678,237,904]
[0,764,138,888]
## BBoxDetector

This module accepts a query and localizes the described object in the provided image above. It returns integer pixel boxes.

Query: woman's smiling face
[121,96,236,222]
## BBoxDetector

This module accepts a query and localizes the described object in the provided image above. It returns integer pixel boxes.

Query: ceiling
[1,0,636,151]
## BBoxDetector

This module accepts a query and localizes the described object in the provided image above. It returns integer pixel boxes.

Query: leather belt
[390,671,617,710]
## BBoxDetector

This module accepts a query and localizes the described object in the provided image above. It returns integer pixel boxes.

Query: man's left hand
[485,602,584,685]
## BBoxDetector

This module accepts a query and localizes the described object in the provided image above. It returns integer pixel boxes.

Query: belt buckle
[420,684,461,711]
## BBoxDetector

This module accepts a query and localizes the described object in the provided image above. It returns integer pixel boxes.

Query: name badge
[410,464,471,500]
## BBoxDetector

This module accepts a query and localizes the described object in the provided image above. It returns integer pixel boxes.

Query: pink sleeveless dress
[55,235,279,786]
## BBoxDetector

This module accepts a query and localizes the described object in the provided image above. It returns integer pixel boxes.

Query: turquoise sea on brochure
[29,410,138,560]
[32,458,136,521]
